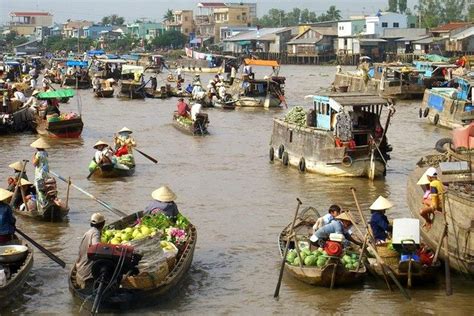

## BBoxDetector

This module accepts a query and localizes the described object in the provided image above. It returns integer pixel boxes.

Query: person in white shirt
[175,66,182,81]
[191,103,202,121]
[28,68,37,89]
[24,90,43,114]
[218,83,226,100]
[313,205,342,232]
[12,89,27,103]
[93,141,114,166]
[42,76,51,89]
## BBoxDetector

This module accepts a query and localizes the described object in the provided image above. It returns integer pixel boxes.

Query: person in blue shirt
[310,212,360,246]
[0,188,16,245]
[313,204,341,231]
[369,196,393,244]
[145,186,180,222]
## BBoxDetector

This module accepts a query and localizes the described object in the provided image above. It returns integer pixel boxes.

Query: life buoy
[269,147,274,162]
[419,108,423,118]
[342,155,352,167]
[278,145,284,159]
[435,138,453,153]
[423,107,430,117]
[282,152,289,166]
[433,113,439,125]
[298,157,306,172]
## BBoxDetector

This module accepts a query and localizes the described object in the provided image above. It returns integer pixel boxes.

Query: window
[393,22,399,28]
[344,38,348,46]
[382,22,388,27]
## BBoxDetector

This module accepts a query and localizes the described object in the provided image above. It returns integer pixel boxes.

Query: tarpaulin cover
[37,89,75,99]
[427,93,445,111]
[243,59,279,67]
[87,50,105,56]
[66,60,88,67]
[452,122,474,149]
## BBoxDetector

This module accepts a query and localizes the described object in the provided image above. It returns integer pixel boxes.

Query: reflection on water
[1,65,472,314]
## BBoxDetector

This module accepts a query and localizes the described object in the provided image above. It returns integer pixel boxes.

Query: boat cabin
[94,58,128,79]
[121,65,144,81]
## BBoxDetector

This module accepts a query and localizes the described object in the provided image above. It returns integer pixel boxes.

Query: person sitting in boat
[41,75,52,89]
[150,75,158,92]
[175,66,183,82]
[144,186,179,222]
[92,74,101,92]
[185,83,193,94]
[11,87,27,104]
[75,213,106,289]
[191,103,202,121]
[313,204,342,231]
[24,90,44,115]
[7,161,29,191]
[177,98,191,118]
[17,179,37,213]
[0,188,16,245]
[44,98,61,119]
[369,196,393,244]
[310,212,359,247]
[114,127,136,155]
[91,141,114,169]
[420,167,445,230]
[192,74,201,86]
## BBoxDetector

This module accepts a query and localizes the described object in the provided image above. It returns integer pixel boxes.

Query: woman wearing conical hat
[369,196,393,244]
[7,161,29,191]
[0,188,16,245]
[114,127,136,153]
[144,186,180,222]
[31,138,50,207]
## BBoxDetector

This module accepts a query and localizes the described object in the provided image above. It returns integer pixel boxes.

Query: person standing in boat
[92,74,101,93]
[7,161,29,191]
[31,138,50,207]
[75,213,106,289]
[420,167,445,230]
[0,188,16,245]
[369,196,393,244]
[114,127,136,156]
[144,186,180,222]
[313,204,342,231]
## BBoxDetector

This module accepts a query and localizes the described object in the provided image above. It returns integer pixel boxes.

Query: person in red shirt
[177,98,190,118]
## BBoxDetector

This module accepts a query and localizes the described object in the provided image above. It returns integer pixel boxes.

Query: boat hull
[235,96,281,108]
[172,113,209,136]
[94,89,114,98]
[36,117,84,138]
[14,202,70,221]
[92,165,136,178]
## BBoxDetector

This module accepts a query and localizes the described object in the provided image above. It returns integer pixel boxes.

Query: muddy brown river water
[1,65,473,314]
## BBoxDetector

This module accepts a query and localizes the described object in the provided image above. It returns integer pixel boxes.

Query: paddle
[10,160,28,208]
[135,148,158,164]
[86,168,98,180]
[49,170,127,218]
[274,198,302,299]
[350,188,411,300]
[15,228,66,268]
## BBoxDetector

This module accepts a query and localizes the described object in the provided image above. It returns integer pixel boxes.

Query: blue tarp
[5,61,20,66]
[428,93,445,112]
[106,54,120,59]
[121,54,139,61]
[66,60,88,67]
[87,50,105,56]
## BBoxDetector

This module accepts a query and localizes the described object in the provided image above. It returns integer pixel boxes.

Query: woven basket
[376,244,400,266]
[122,261,169,289]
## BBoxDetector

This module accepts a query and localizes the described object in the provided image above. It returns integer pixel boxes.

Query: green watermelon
[304,255,318,266]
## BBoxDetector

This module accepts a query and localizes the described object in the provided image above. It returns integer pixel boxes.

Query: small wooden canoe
[69,211,197,312]
[14,200,69,221]
[35,116,84,138]
[119,80,145,99]
[0,237,34,305]
[94,88,114,98]
[278,207,367,287]
[214,99,237,110]
[63,77,91,89]
[91,163,136,178]
[172,112,209,136]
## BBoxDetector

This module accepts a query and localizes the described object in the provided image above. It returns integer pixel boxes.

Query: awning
[87,50,105,56]
[66,60,88,67]
[238,40,251,45]
[121,64,144,75]
[37,89,75,99]
[243,59,279,67]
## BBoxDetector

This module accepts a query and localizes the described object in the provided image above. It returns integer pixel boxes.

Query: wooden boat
[270,93,394,179]
[91,163,136,178]
[0,236,34,305]
[63,76,91,89]
[407,152,474,275]
[214,99,236,110]
[35,116,83,138]
[172,112,209,136]
[144,87,169,99]
[69,211,197,312]
[0,98,35,134]
[94,88,114,98]
[419,78,474,129]
[119,80,145,99]
[278,207,367,287]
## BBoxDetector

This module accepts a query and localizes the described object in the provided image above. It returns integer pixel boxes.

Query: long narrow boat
[406,133,474,275]
[278,208,366,287]
[0,236,34,305]
[172,112,209,136]
[69,211,197,312]
[91,163,136,178]
[94,88,114,98]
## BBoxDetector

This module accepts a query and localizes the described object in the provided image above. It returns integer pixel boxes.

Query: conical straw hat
[369,196,393,211]
[335,212,352,222]
[19,179,32,186]
[0,188,14,202]
[417,171,430,185]
[9,161,25,171]
[30,138,50,149]
[118,127,132,134]
[93,140,109,149]
[151,186,177,202]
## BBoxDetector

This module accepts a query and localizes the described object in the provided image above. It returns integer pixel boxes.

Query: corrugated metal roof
[223,27,289,42]
[10,11,52,17]
[431,22,472,32]
[382,28,427,39]
[287,37,323,45]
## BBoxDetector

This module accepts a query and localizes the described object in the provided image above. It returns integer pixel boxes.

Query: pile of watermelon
[286,247,329,268]
[340,253,360,270]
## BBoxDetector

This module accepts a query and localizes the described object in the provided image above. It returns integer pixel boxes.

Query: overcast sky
[1,0,418,24]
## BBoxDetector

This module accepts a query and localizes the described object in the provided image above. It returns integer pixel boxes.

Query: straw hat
[369,196,393,211]
[93,140,108,149]
[426,167,438,177]
[30,138,51,149]
[118,127,132,134]
[0,188,14,202]
[417,171,430,185]
[32,89,40,96]
[90,212,106,224]
[9,161,25,171]
[151,186,177,202]
[335,212,352,222]
[19,178,32,186]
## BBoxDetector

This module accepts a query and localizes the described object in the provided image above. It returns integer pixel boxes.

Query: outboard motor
[87,243,142,314]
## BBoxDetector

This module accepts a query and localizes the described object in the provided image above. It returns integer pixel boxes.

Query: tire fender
[342,155,352,167]
[298,157,306,172]
[433,113,439,125]
[278,145,284,159]
[435,138,453,153]
[282,152,289,166]
[269,147,274,162]
[423,107,429,117]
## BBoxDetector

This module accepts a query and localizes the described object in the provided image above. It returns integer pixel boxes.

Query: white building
[365,12,407,36]
[337,19,365,54]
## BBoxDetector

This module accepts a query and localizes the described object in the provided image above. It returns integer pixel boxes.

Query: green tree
[101,16,111,25]
[150,30,187,49]
[286,8,301,25]
[388,0,398,12]
[443,0,466,23]
[163,9,174,22]
[399,0,408,13]
[416,0,443,27]
[300,9,318,23]
[324,5,342,21]
[469,3,474,22]
[101,14,125,26]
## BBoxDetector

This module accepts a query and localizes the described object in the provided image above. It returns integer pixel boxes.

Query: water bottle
[0,269,6,286]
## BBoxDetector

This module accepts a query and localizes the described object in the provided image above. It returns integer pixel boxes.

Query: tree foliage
[469,3,474,22]
[42,35,95,52]
[149,30,187,49]
[163,9,174,22]
[101,14,125,26]
[256,6,342,27]
[399,0,408,13]
[416,0,466,27]
[388,0,398,12]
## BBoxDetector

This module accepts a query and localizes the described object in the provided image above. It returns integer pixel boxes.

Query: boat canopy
[121,54,140,61]
[99,59,128,64]
[4,61,20,66]
[87,50,105,56]
[37,89,75,99]
[121,65,144,75]
[314,93,388,113]
[244,59,279,67]
[66,60,88,68]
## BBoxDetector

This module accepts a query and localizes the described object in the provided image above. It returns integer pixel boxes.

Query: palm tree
[325,5,342,21]
[163,9,174,22]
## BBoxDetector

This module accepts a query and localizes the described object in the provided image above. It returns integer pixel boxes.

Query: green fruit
[353,262,359,269]
[141,226,151,236]
[343,255,352,264]
[317,258,326,268]
[110,238,120,245]
[351,253,358,260]
[345,263,353,270]
[104,230,114,238]
[132,229,140,238]
[304,255,317,266]
[293,257,301,266]
[286,252,297,263]
[124,227,133,234]
[134,232,144,240]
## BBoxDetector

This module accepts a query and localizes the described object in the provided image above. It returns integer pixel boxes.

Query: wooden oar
[274,198,302,299]
[350,188,410,300]
[10,160,29,208]
[135,148,158,164]
[49,170,127,218]
[15,228,66,268]
[86,166,98,179]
